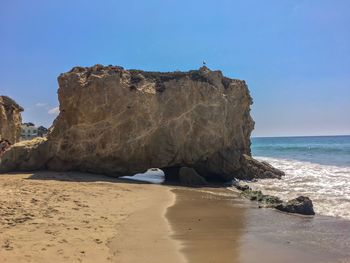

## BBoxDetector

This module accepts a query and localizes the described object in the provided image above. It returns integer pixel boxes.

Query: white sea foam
[122,168,165,184]
[244,156,350,220]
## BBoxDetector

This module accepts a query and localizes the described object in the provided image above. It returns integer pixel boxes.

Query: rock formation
[0,137,48,170]
[238,154,285,180]
[0,96,23,144]
[276,196,315,215]
[0,65,284,181]
[235,184,315,215]
[240,188,283,208]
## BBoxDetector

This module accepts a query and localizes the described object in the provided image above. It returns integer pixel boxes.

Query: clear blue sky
[1,0,349,136]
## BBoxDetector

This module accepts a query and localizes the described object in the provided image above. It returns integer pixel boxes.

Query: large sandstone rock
[0,96,23,144]
[0,65,284,181]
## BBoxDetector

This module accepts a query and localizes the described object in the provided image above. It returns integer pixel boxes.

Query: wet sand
[167,187,350,263]
[108,182,185,263]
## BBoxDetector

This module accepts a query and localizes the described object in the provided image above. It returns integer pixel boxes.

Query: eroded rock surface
[0,65,284,181]
[238,154,285,180]
[0,96,23,144]
[276,196,315,215]
[0,138,49,172]
[236,184,314,214]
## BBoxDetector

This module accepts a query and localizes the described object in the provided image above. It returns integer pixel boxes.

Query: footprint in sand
[2,240,13,250]
[58,239,68,244]
[94,238,103,244]
[31,198,39,204]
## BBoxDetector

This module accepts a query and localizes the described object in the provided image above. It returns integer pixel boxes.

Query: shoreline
[166,187,350,263]
[109,184,186,263]
[1,172,350,262]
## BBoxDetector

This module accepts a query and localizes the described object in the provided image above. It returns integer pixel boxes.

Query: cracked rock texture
[0,65,284,180]
[0,96,23,144]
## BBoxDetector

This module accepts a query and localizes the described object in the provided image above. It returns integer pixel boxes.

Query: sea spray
[245,156,350,219]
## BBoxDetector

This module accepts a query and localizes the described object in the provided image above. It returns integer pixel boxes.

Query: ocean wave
[252,145,350,154]
[242,156,350,220]
[121,168,165,184]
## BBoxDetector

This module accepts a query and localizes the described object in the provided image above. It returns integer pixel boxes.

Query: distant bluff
[0,96,23,144]
[0,65,284,180]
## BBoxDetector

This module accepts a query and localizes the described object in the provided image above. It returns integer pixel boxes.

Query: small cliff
[0,96,23,144]
[0,65,283,181]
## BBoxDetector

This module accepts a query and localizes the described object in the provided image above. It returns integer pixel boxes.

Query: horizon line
[252,134,350,139]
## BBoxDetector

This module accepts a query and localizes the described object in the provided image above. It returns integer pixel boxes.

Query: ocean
[247,135,350,220]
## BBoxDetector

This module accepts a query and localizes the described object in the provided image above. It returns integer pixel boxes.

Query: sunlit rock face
[0,65,283,181]
[0,96,23,144]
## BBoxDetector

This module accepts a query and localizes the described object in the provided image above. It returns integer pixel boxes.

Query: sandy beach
[1,172,350,263]
[0,171,183,263]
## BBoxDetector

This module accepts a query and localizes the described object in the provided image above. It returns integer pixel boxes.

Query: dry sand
[0,171,184,263]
